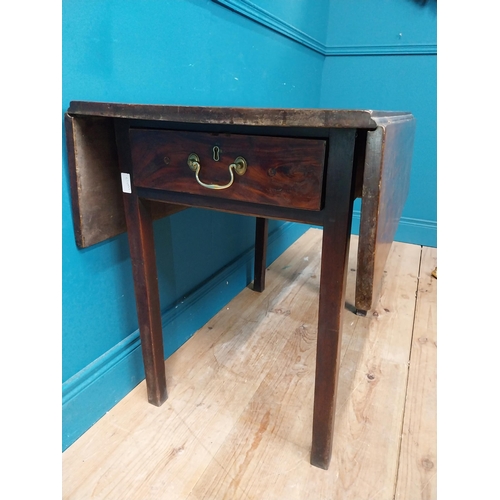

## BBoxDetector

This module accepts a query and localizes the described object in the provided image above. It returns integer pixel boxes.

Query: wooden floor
[62,228,437,500]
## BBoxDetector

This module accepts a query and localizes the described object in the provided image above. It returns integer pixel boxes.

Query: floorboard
[395,246,437,500]
[62,228,436,500]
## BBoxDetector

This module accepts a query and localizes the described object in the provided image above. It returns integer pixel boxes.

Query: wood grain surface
[65,114,185,248]
[68,101,411,129]
[395,246,437,500]
[63,229,435,499]
[355,115,416,313]
[65,104,416,323]
[130,128,326,211]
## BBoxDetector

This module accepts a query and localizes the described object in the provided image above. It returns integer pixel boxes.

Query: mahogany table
[65,102,415,469]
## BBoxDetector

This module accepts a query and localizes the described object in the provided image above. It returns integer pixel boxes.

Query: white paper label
[121,173,132,193]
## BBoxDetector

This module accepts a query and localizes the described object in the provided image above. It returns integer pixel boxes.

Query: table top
[65,101,415,313]
[67,101,413,130]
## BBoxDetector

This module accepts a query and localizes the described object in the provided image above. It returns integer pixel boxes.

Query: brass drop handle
[187,153,247,190]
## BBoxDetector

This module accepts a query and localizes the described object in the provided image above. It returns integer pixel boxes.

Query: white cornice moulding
[212,0,437,56]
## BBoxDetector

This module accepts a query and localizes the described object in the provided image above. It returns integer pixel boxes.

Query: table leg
[311,129,357,469]
[122,193,168,406]
[253,217,269,292]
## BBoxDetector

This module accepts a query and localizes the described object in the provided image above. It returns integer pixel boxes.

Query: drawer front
[129,129,326,211]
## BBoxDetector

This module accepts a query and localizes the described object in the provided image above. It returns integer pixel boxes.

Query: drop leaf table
[65,102,415,469]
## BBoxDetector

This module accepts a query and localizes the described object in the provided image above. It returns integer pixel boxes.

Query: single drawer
[129,129,326,211]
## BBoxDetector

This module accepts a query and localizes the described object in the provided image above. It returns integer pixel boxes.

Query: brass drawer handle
[187,153,247,190]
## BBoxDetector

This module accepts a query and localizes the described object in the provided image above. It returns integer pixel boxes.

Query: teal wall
[322,0,437,246]
[62,0,436,450]
[62,0,323,450]
[325,0,437,49]
[225,0,331,43]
